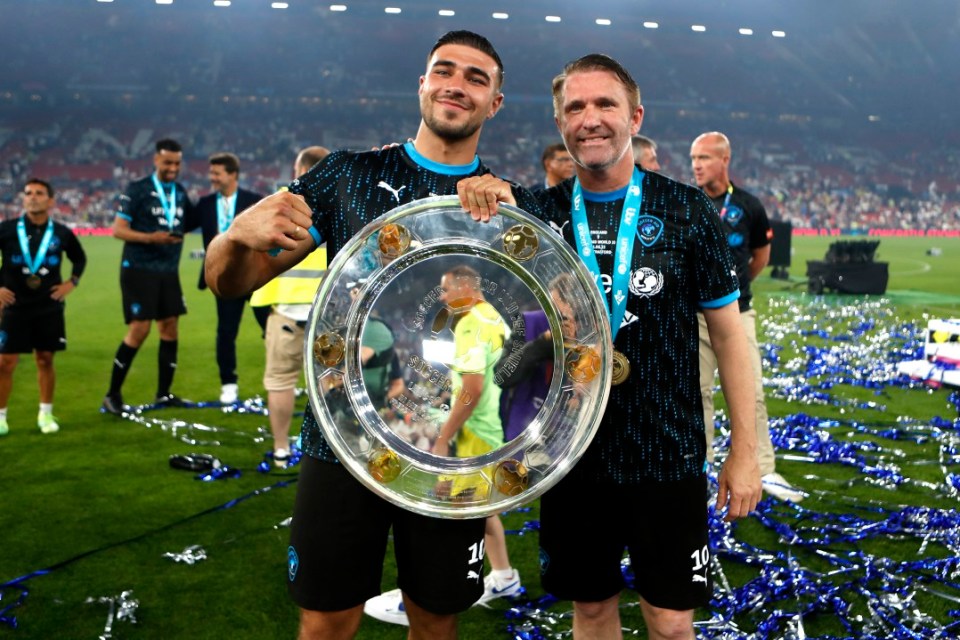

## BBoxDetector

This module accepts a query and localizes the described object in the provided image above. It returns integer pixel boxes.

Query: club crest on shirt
[727,232,745,248]
[629,267,664,298]
[636,215,663,247]
[724,204,744,225]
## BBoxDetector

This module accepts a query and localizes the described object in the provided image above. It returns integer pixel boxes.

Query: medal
[217,192,237,234]
[152,173,179,231]
[570,168,645,368]
[611,350,631,385]
[17,215,55,291]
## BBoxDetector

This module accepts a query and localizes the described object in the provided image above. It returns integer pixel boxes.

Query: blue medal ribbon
[151,173,178,231]
[16,215,55,279]
[570,167,644,340]
[217,192,237,234]
[717,183,734,219]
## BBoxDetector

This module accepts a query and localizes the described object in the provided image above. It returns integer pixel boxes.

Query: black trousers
[215,297,269,384]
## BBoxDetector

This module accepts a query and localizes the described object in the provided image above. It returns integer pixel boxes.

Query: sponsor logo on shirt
[629,267,664,298]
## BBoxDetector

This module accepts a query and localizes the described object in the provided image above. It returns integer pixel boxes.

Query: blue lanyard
[570,167,644,340]
[17,215,55,276]
[151,173,178,229]
[217,192,237,234]
[718,183,734,219]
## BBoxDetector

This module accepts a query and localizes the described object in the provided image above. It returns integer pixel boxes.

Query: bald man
[690,131,802,503]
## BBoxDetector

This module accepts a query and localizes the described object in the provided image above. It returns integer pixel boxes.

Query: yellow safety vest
[250,246,328,307]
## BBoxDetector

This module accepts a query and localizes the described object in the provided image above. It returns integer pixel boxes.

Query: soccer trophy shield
[305,196,611,518]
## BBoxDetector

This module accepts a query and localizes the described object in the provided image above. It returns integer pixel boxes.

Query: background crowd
[1,0,959,232]
[1,104,958,233]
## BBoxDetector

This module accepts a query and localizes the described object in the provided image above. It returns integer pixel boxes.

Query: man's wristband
[70,276,79,286]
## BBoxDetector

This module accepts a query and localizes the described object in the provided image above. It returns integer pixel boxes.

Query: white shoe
[219,384,239,404]
[475,569,522,607]
[38,412,59,434]
[363,588,409,626]
[273,448,290,468]
[762,472,804,503]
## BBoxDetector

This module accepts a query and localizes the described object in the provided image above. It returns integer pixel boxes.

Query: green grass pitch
[1,233,959,638]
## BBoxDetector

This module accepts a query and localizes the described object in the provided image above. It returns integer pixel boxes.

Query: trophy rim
[304,195,612,518]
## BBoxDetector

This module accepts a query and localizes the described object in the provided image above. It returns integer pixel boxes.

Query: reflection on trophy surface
[321,282,407,456]
[497,273,593,457]
[431,265,508,501]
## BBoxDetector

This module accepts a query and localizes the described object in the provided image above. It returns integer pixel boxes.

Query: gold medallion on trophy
[378,223,411,259]
[494,459,529,496]
[502,224,539,262]
[565,345,601,383]
[313,332,345,366]
[611,350,630,385]
[368,448,401,483]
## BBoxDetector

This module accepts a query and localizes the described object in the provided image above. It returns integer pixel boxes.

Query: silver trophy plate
[305,195,611,518]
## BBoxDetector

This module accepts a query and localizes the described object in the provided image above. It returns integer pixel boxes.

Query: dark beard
[423,111,482,142]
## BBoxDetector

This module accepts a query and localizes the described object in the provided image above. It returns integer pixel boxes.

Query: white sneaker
[363,588,409,626]
[762,472,804,503]
[219,384,239,404]
[475,569,522,607]
[37,412,59,434]
[273,448,290,468]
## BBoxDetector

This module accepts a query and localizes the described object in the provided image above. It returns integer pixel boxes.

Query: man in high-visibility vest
[250,146,329,466]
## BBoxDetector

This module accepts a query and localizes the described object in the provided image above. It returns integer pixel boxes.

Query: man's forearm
[204,234,271,298]
[714,332,758,456]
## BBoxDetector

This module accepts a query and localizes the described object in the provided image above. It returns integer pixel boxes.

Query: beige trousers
[697,309,775,475]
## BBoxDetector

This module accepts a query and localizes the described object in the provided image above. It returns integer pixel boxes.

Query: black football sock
[157,339,178,397]
[108,342,139,397]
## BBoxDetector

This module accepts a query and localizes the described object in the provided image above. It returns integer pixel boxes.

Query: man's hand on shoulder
[456,175,516,222]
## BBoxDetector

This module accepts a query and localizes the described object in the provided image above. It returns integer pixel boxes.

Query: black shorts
[539,472,711,611]
[120,268,186,324]
[0,307,66,354]
[288,455,486,613]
